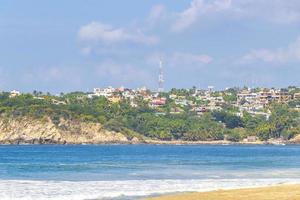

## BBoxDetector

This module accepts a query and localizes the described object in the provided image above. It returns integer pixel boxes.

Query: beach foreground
[145,184,300,200]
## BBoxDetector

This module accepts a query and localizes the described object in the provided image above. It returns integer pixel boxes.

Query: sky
[1,0,300,93]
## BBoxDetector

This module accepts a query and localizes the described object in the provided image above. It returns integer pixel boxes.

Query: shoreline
[2,179,299,200]
[143,139,266,145]
[0,139,295,145]
[144,184,300,200]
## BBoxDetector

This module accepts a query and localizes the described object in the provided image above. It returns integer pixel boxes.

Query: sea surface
[1,144,300,200]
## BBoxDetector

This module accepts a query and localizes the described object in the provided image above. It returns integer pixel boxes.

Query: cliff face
[0,118,135,144]
[290,134,300,144]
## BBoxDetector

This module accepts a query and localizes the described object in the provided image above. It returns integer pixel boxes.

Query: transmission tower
[158,58,164,93]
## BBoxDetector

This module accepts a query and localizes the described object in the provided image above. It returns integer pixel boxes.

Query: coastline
[0,140,281,145]
[143,139,266,145]
[0,139,294,145]
[144,184,300,200]
[0,117,298,145]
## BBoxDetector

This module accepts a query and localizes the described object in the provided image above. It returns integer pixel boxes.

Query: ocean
[0,144,300,200]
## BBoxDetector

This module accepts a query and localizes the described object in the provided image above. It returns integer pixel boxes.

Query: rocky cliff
[0,117,139,144]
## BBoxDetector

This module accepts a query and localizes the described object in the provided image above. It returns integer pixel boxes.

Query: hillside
[0,117,139,144]
[0,89,299,144]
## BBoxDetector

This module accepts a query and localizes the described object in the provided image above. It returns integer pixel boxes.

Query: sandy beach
[145,184,300,200]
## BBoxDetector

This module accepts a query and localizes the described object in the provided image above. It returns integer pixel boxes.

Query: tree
[212,111,243,128]
[256,123,272,141]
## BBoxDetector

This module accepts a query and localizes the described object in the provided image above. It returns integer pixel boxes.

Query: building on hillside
[293,92,300,99]
[208,86,214,93]
[170,107,184,114]
[257,89,291,106]
[243,136,258,143]
[175,99,193,106]
[130,101,138,107]
[122,89,135,99]
[33,96,45,100]
[192,106,208,115]
[258,89,273,106]
[150,97,166,108]
[294,105,300,111]
[52,99,66,105]
[169,94,177,99]
[137,87,148,94]
[93,86,115,97]
[108,96,121,103]
[207,101,222,111]
[115,86,125,93]
[273,89,291,103]
[9,90,21,98]
[237,90,258,105]
[208,96,225,104]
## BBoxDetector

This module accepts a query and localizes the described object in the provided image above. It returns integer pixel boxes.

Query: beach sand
[145,184,300,200]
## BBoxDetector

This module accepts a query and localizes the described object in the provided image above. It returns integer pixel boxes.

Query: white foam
[0,178,299,200]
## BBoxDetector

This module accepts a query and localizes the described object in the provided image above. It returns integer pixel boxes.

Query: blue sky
[1,0,300,93]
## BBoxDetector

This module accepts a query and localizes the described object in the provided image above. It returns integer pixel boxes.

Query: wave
[0,178,300,200]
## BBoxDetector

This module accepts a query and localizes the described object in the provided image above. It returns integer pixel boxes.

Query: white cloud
[80,47,92,56]
[171,52,213,64]
[147,52,213,68]
[94,60,154,87]
[242,36,300,63]
[172,0,232,32]
[148,4,166,25]
[170,0,300,32]
[78,22,158,45]
[233,0,300,24]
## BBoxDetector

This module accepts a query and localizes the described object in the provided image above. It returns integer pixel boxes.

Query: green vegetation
[0,90,299,142]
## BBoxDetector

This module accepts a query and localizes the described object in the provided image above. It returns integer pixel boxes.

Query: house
[9,90,21,98]
[33,96,45,100]
[175,98,194,106]
[115,86,125,93]
[207,102,222,111]
[170,107,184,114]
[130,101,138,107]
[243,136,258,143]
[136,87,148,96]
[258,89,273,106]
[193,106,208,115]
[169,94,177,99]
[257,89,291,106]
[208,96,225,105]
[273,89,291,103]
[237,90,258,105]
[108,96,121,103]
[294,92,300,99]
[93,86,115,97]
[52,99,66,105]
[122,89,135,99]
[150,97,166,107]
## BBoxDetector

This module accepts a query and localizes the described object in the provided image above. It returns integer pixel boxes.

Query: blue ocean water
[1,144,300,199]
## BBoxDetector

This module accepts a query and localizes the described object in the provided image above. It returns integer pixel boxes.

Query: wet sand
[145,184,300,200]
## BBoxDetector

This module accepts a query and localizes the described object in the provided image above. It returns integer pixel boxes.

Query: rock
[0,117,138,144]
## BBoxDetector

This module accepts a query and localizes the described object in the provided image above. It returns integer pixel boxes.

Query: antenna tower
[158,58,164,92]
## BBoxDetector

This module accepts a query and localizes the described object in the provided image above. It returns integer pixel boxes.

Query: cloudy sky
[1,0,300,93]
